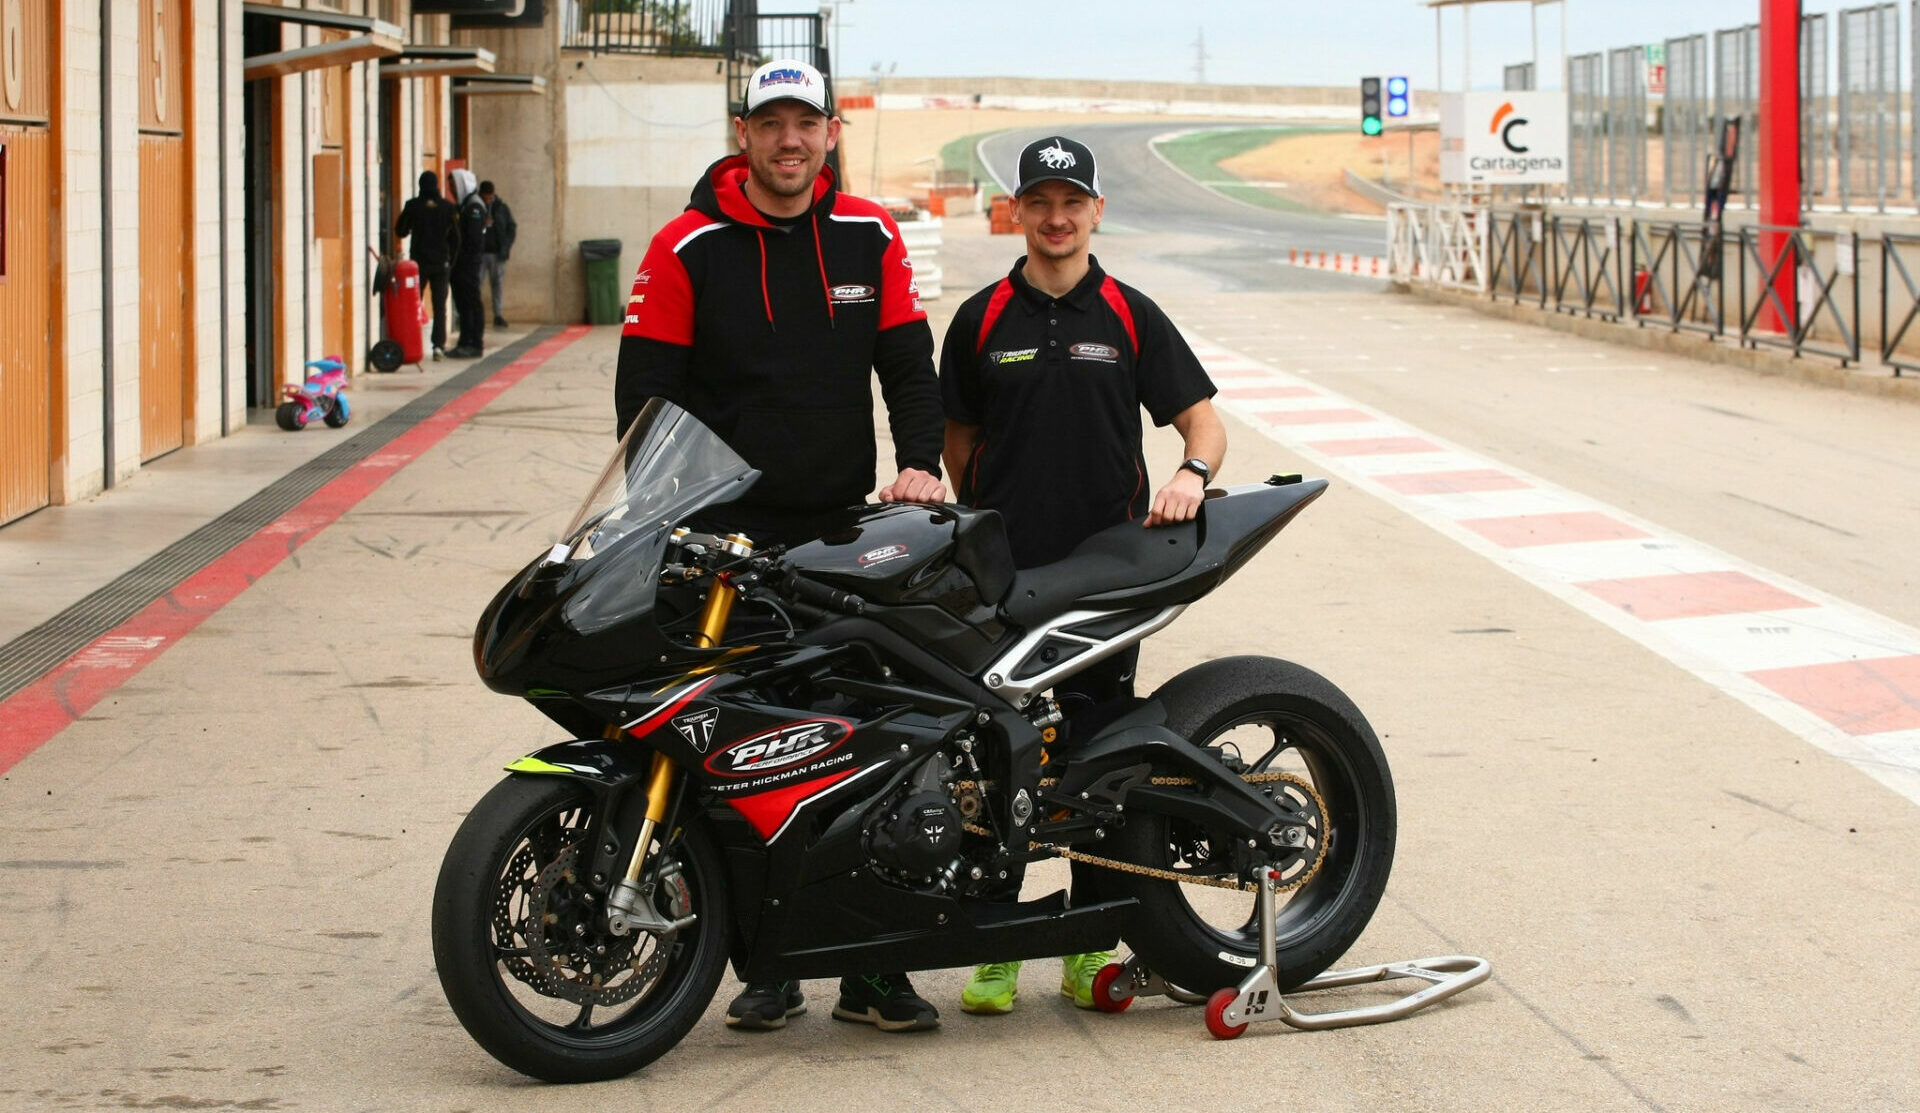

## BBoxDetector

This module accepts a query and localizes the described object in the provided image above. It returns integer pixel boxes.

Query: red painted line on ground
[0,327,590,776]
[1747,655,1920,736]
[1373,469,1532,495]
[1574,570,1818,622]
[1459,511,1652,548]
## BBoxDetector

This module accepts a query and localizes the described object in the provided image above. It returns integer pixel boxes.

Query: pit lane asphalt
[2,142,1918,1111]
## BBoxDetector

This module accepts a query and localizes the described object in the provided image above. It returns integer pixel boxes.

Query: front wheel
[323,394,350,428]
[431,775,730,1083]
[1109,656,1395,993]
[275,401,305,431]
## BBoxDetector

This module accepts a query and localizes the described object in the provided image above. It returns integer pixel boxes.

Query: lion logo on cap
[1036,141,1077,170]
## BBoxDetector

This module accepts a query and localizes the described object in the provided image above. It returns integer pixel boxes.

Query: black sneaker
[725,981,805,1030]
[832,973,939,1032]
[493,317,509,328]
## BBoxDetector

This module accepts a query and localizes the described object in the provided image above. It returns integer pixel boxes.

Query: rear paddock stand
[1091,869,1490,1039]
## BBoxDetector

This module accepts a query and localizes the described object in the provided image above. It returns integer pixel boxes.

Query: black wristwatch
[1179,457,1211,483]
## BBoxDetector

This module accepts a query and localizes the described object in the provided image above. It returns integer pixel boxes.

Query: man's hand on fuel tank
[879,467,947,504]
[1144,469,1206,527]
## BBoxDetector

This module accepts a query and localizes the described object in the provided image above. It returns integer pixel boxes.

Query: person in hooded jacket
[447,168,490,358]
[615,58,947,1034]
[394,170,460,360]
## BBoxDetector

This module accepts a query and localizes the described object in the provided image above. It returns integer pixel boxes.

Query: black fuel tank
[785,504,1016,669]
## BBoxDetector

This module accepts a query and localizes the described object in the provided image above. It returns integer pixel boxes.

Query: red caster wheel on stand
[1090,963,1133,1013]
[1205,988,1249,1040]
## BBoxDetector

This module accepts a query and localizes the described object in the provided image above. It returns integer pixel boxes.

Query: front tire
[1110,656,1395,993]
[431,775,730,1082]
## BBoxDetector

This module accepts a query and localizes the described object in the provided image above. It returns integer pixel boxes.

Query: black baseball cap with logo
[1014,135,1101,198]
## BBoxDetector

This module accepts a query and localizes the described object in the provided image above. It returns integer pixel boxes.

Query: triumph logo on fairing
[704,718,852,777]
[671,708,720,753]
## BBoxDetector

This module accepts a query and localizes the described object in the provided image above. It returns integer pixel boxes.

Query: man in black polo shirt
[939,134,1226,1017]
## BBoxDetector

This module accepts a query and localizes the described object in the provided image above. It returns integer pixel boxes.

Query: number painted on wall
[151,0,167,124]
[2,0,24,114]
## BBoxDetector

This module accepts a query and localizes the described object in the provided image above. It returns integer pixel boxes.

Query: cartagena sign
[1440,91,1569,186]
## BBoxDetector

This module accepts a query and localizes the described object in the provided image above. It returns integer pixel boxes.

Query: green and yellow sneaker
[960,961,1022,1015]
[1060,951,1115,1009]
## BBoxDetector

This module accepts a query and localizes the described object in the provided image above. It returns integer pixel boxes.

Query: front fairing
[474,400,761,699]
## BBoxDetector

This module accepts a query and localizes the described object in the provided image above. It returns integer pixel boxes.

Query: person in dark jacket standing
[478,180,516,328]
[616,58,946,1034]
[447,168,489,358]
[939,135,1225,1017]
[394,170,459,360]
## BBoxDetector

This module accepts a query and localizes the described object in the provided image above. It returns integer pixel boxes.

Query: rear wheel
[1109,656,1395,993]
[431,775,730,1082]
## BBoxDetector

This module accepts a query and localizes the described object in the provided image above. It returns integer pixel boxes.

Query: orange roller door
[0,0,56,524]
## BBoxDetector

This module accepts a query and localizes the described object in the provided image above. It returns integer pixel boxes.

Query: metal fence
[1544,7,1920,213]
[562,0,735,56]
[1840,3,1902,212]
[1408,206,1872,366]
[1568,53,1606,202]
[1665,34,1710,207]
[1882,233,1920,373]
[1606,47,1648,204]
[1804,13,1830,200]
[1504,62,1535,91]
[1714,24,1759,203]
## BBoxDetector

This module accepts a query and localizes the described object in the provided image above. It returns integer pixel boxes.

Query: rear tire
[1110,656,1395,994]
[431,775,730,1082]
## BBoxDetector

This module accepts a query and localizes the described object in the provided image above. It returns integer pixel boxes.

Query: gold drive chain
[956,771,1328,895]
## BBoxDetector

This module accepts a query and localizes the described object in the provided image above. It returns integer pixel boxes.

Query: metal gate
[0,0,55,524]
[138,0,191,460]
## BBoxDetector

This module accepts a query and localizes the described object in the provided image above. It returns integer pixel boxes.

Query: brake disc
[496,842,666,1007]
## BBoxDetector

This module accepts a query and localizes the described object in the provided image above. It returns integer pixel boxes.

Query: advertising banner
[1440,91,1569,186]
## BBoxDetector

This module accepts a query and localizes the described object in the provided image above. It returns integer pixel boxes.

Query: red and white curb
[1190,334,1920,807]
[1285,248,1389,277]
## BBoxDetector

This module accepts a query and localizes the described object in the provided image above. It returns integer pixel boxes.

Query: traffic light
[1360,76,1383,136]
[1386,76,1410,118]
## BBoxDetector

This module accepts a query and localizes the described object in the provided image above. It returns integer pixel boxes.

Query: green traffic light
[1362,117,1383,136]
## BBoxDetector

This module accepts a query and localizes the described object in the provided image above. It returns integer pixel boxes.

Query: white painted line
[1187,332,1920,807]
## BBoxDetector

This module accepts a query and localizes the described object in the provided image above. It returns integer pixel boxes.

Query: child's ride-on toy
[276,356,351,431]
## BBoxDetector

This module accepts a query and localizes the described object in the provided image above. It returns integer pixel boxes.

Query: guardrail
[1881,233,1920,375]
[1735,224,1859,366]
[1547,215,1625,321]
[1387,203,1487,292]
[1399,207,1873,371]
[1630,221,1734,338]
[1486,209,1547,307]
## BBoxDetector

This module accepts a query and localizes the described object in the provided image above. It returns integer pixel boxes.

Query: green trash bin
[581,239,624,325]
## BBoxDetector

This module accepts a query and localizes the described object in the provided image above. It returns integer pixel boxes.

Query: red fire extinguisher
[369,255,427,372]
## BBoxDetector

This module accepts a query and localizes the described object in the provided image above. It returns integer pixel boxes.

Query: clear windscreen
[554,400,758,633]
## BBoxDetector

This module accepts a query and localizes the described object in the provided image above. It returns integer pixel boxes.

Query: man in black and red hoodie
[614,59,946,1034]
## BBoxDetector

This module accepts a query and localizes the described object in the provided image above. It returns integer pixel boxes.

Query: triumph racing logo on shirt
[1069,342,1119,362]
[990,348,1039,364]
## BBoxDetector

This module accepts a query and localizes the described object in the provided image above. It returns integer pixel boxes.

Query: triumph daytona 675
[431,399,1396,1081]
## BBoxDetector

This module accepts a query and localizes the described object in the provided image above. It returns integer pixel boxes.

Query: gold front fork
[604,532,753,935]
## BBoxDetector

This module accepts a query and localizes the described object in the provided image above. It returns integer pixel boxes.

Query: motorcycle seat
[1001,516,1199,627]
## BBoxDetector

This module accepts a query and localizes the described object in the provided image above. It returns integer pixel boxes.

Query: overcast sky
[773,1,1877,93]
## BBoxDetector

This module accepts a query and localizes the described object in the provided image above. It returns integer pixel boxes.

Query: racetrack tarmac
[2,140,1918,1112]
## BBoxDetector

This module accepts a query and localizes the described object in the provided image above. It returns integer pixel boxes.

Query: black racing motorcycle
[432,399,1396,1081]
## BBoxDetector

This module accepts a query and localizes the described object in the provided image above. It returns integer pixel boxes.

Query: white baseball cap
[741,58,833,117]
